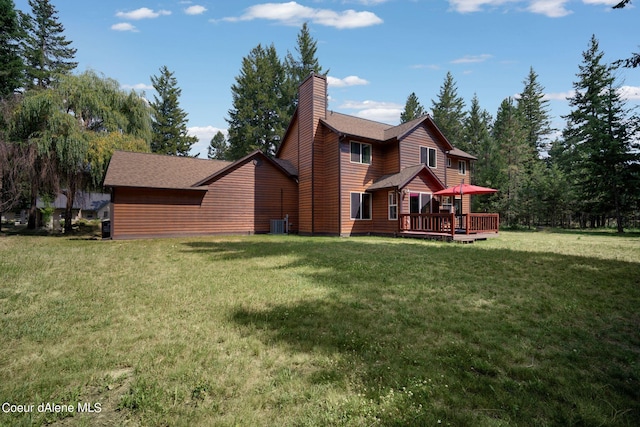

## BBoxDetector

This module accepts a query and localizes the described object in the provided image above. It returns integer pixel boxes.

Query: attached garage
[104,150,298,239]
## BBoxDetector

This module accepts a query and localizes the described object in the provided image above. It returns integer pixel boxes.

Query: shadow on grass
[182,237,640,424]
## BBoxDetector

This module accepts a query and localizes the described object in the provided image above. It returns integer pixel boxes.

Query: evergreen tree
[431,71,466,148]
[150,66,198,156]
[517,67,554,154]
[462,93,492,156]
[562,35,639,232]
[0,0,24,97]
[491,97,529,226]
[400,92,426,123]
[208,131,229,160]
[226,44,287,159]
[283,22,325,121]
[23,0,77,89]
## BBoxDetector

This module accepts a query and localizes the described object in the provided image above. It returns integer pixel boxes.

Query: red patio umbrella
[433,183,499,197]
[433,182,498,215]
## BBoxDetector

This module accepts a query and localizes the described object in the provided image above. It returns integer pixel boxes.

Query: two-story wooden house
[277,73,484,237]
[104,73,497,239]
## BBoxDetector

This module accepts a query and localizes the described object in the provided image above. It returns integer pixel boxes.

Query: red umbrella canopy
[433,183,498,196]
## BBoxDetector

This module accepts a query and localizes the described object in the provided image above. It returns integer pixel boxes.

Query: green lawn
[0,231,638,426]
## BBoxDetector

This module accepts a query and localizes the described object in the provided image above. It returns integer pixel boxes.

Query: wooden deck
[398,212,500,243]
[399,230,499,243]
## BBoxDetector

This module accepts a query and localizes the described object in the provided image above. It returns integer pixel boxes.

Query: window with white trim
[388,191,398,220]
[350,141,371,164]
[350,192,371,220]
[420,146,437,168]
[458,160,467,175]
[447,158,452,167]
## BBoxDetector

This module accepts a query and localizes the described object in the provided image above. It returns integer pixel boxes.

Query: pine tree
[492,97,528,226]
[226,44,287,159]
[150,66,198,156]
[562,35,639,232]
[0,0,24,97]
[517,67,554,154]
[23,0,77,89]
[400,92,425,123]
[208,131,229,160]
[431,71,466,148]
[283,22,325,121]
[462,94,491,156]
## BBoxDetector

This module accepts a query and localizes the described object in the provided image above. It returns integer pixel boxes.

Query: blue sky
[13,0,640,157]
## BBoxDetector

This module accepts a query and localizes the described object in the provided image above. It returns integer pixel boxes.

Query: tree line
[403,36,639,232]
[0,0,199,231]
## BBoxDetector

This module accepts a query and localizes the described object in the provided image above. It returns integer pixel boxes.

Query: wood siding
[313,127,340,234]
[339,139,386,235]
[399,124,447,184]
[111,159,298,239]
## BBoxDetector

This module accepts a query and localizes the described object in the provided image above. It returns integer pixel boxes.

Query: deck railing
[399,213,499,235]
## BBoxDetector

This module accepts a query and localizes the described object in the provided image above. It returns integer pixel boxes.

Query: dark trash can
[101,220,111,239]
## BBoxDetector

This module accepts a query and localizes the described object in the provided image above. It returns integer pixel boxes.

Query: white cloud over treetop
[222,2,383,29]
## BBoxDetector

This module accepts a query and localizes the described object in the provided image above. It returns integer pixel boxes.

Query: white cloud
[582,0,620,5]
[451,54,493,64]
[327,75,370,87]
[527,0,572,17]
[352,0,390,4]
[618,85,640,101]
[356,108,402,123]
[339,100,404,124]
[448,0,515,14]
[543,86,640,102]
[222,2,383,29]
[543,90,575,100]
[448,0,615,17]
[185,5,207,15]
[111,23,138,32]
[116,8,171,20]
[339,100,403,110]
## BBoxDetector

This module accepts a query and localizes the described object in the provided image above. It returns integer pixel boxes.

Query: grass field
[0,230,638,426]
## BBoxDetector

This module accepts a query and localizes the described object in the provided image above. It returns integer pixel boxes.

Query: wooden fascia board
[105,185,208,192]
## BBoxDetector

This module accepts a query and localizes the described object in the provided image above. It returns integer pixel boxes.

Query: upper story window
[351,141,371,164]
[420,146,437,168]
[458,160,467,175]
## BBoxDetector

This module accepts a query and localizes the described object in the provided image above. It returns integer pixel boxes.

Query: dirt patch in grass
[51,367,135,427]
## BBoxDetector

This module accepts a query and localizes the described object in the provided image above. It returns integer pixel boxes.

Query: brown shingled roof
[103,151,231,190]
[321,111,389,141]
[367,164,446,192]
[321,112,454,152]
